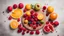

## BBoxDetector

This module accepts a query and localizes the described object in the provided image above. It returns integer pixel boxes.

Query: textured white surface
[0,0,64,36]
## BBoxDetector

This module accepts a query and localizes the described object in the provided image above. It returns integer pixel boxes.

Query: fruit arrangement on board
[7,3,59,35]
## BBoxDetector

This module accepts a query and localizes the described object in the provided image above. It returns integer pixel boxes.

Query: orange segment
[10,20,19,29]
[11,9,22,19]
[37,13,44,20]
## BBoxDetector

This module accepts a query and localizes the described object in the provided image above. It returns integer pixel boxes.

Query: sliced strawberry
[13,4,17,9]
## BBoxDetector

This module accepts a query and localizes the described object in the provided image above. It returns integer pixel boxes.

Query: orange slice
[10,20,19,29]
[11,9,22,19]
[37,13,44,20]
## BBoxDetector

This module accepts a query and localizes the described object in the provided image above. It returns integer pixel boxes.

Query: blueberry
[36,21,41,24]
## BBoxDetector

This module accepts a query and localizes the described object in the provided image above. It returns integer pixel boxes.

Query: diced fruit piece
[33,26,36,29]
[8,16,12,20]
[17,29,22,33]
[37,13,44,20]
[10,20,19,29]
[43,6,47,10]
[53,21,59,27]
[47,6,54,13]
[33,21,36,25]
[34,3,41,11]
[11,9,22,19]
[24,19,28,24]
[19,3,24,9]
[17,18,20,22]
[13,4,17,9]
[25,4,31,10]
[22,31,25,35]
[43,25,51,33]
[25,11,31,16]
[49,13,58,20]
[30,31,34,35]
[7,6,12,12]
[36,30,40,35]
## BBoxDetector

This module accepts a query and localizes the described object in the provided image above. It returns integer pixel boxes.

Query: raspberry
[7,6,12,12]
[53,21,59,27]
[36,30,40,35]
[43,6,46,10]
[17,18,20,22]
[33,21,36,25]
[30,10,35,14]
[36,24,38,27]
[19,3,24,9]
[22,31,25,35]
[26,30,30,33]
[17,29,22,33]
[23,9,27,12]
[13,4,17,9]
[8,16,12,20]
[30,31,34,35]
[18,24,22,29]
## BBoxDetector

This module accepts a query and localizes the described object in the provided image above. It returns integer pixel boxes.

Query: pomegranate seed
[13,4,17,9]
[43,6,46,10]
[17,18,20,22]
[8,16,12,20]
[30,31,34,35]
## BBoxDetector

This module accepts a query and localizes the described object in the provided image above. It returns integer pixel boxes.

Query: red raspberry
[43,6,46,10]
[46,21,50,24]
[30,31,34,35]
[19,3,24,9]
[33,26,36,29]
[17,29,22,33]
[7,6,12,12]
[53,21,59,27]
[26,30,30,33]
[36,30,40,35]
[17,18,20,22]
[22,31,25,35]
[13,4,17,9]
[23,9,27,12]
[8,16,12,20]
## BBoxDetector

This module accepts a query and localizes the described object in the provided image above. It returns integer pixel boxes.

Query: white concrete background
[0,0,64,36]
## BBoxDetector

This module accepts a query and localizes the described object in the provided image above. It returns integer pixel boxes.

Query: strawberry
[36,30,40,35]
[8,16,12,20]
[13,4,17,9]
[19,3,24,9]
[7,6,12,12]
[30,31,34,35]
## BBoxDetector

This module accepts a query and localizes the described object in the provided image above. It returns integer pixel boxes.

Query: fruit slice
[10,20,19,29]
[47,6,54,13]
[49,13,58,20]
[11,9,22,19]
[43,25,51,33]
[37,13,44,20]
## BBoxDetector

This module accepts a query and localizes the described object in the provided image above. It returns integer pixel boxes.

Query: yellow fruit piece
[47,6,54,13]
[11,9,22,19]
[25,4,31,10]
[10,20,19,29]
[25,11,31,16]
[24,20,28,24]
[49,13,58,20]
[37,13,44,20]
